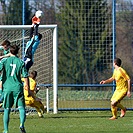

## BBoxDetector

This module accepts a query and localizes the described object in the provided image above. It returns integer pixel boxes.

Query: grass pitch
[0,111,133,133]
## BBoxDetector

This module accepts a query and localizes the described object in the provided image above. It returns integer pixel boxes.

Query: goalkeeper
[22,70,46,118]
[24,10,43,71]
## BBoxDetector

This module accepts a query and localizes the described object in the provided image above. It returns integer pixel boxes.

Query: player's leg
[24,58,33,72]
[3,108,11,132]
[35,106,43,117]
[14,91,26,133]
[25,60,33,72]
[19,106,26,133]
[0,80,3,107]
[3,91,13,132]
[110,105,117,120]
[34,24,39,36]
[31,101,44,117]
[115,90,127,117]
[18,106,26,127]
[39,101,46,114]
[110,90,118,119]
[36,101,46,114]
[30,27,34,39]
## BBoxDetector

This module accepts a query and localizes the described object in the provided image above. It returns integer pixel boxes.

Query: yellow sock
[111,105,117,118]
[116,103,125,110]
[38,112,42,117]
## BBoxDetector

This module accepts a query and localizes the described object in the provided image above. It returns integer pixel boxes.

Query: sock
[111,105,117,118]
[3,108,10,132]
[116,102,125,110]
[18,106,26,127]
[35,107,42,116]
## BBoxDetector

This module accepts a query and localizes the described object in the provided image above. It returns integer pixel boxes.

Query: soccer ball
[35,10,43,18]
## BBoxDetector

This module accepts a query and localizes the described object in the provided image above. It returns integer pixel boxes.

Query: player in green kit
[0,45,31,133]
[0,40,11,107]
[0,40,10,55]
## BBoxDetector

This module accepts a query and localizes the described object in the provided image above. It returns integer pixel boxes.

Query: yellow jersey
[112,67,130,91]
[22,77,37,100]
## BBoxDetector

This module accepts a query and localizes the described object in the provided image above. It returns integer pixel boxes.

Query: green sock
[18,106,26,127]
[3,108,10,132]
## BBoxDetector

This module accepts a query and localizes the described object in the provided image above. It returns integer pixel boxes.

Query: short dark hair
[114,58,121,67]
[30,70,37,79]
[10,45,20,55]
[1,40,10,46]
[38,33,42,40]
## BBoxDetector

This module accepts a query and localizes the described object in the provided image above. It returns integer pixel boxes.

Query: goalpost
[0,25,58,114]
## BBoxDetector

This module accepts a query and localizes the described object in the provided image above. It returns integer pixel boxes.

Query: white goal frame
[0,25,58,114]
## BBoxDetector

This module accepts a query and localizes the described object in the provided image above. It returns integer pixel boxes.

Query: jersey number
[10,64,16,76]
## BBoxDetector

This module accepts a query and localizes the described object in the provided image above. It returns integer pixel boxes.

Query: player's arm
[100,77,114,84]
[120,68,131,97]
[0,46,4,50]
[127,79,131,98]
[0,53,11,59]
[23,77,36,99]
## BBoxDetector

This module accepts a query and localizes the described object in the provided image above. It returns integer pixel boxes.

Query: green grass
[0,111,133,133]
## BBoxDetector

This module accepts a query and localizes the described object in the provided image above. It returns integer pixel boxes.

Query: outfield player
[0,45,31,133]
[22,70,45,118]
[0,40,11,107]
[100,58,131,120]
[0,40,10,55]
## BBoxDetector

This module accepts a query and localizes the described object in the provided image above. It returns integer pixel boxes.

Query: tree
[116,0,133,81]
[0,0,31,24]
[57,0,112,85]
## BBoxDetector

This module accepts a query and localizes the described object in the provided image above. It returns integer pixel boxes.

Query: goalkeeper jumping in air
[100,58,131,120]
[0,10,43,72]
[24,10,43,71]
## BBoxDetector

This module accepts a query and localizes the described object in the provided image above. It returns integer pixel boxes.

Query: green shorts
[3,90,25,108]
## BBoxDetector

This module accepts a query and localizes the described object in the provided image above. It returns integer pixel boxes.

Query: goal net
[0,25,58,114]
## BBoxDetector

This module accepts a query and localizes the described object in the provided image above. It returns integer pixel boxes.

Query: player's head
[1,39,10,50]
[30,70,37,79]
[35,10,43,18]
[38,33,42,40]
[114,58,121,67]
[10,45,20,55]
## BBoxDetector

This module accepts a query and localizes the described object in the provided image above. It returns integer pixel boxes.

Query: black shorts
[24,57,33,72]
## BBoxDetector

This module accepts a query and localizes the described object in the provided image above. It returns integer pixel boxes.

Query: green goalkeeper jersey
[0,56,28,91]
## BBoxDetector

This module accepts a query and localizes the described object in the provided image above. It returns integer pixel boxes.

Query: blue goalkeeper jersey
[24,35,40,62]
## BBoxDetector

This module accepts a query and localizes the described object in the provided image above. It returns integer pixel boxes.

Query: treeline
[0,0,133,84]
